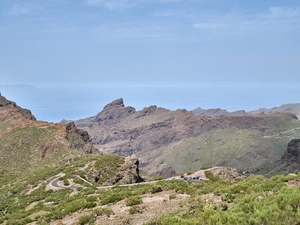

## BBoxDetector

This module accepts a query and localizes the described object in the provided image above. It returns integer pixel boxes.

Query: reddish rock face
[0,95,36,122]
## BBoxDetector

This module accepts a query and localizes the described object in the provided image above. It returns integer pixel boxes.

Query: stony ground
[48,190,189,225]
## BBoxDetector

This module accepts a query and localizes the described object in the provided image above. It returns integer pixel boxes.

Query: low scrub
[125,196,142,206]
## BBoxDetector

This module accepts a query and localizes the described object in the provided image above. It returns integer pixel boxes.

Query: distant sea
[1,84,298,122]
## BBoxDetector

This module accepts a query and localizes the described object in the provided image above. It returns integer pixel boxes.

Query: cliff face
[282,139,300,163]
[259,139,300,177]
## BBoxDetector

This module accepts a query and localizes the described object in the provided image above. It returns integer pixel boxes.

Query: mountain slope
[69,98,300,176]
[0,95,146,185]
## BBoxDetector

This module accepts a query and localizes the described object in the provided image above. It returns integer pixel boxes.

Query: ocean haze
[1,84,299,122]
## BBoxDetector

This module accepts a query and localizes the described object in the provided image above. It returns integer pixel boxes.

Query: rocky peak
[95,98,136,125]
[103,98,125,111]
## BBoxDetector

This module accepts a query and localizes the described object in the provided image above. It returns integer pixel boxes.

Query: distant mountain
[66,98,300,177]
[190,107,248,118]
[249,103,300,119]
[191,103,300,119]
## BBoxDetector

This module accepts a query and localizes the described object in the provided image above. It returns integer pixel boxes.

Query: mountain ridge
[65,98,300,177]
[191,103,300,119]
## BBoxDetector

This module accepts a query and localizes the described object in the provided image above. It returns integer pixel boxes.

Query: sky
[0,0,299,122]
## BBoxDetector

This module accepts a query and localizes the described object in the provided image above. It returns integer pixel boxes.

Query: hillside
[67,98,300,177]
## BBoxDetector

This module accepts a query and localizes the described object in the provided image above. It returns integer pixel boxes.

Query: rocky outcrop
[65,122,101,154]
[208,167,245,183]
[112,155,143,184]
[282,139,300,163]
[66,122,90,143]
[260,139,300,177]
[0,95,36,121]
[95,98,135,125]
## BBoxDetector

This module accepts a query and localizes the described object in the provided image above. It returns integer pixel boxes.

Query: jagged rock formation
[65,122,101,154]
[112,155,143,184]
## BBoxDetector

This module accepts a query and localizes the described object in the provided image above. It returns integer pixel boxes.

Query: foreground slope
[69,98,300,176]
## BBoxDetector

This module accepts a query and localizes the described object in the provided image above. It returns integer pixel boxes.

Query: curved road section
[49,176,77,190]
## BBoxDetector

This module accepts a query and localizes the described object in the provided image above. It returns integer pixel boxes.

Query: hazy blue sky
[0,0,299,122]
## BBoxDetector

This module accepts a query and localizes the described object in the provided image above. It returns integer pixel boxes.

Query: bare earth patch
[49,190,190,225]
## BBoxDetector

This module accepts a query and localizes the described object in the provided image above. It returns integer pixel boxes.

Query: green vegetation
[125,196,143,206]
[2,162,300,225]
[146,174,300,225]
[78,213,96,225]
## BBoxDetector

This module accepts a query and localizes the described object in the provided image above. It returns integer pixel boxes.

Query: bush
[93,207,113,217]
[83,202,97,209]
[125,196,142,206]
[129,206,141,214]
[150,185,163,194]
[204,171,220,182]
[78,213,96,225]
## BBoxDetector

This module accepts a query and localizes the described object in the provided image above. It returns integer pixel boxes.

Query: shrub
[125,196,142,206]
[129,206,141,214]
[93,207,113,217]
[204,171,220,182]
[150,185,163,194]
[78,213,96,225]
[86,195,97,202]
[83,202,97,209]
[169,194,176,200]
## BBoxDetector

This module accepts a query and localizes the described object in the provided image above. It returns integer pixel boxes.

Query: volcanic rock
[95,98,136,125]
[112,155,143,184]
[65,122,101,154]
[282,139,300,163]
[0,95,36,121]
